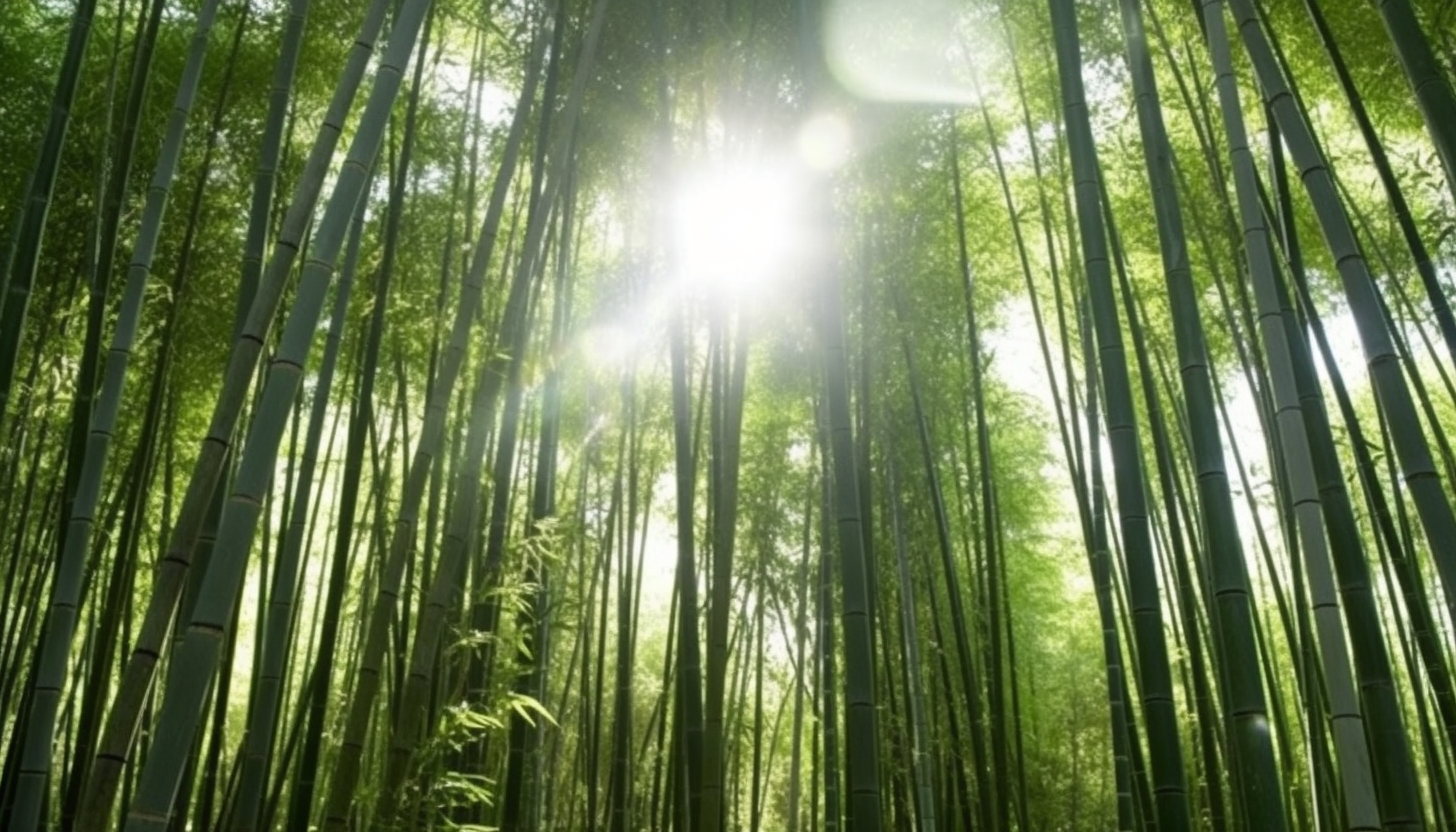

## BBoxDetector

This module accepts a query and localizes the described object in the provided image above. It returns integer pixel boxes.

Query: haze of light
[670,113,852,302]
[671,160,801,299]
[579,111,851,380]
[825,0,985,104]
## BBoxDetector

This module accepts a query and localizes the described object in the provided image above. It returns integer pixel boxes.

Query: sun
[671,159,803,300]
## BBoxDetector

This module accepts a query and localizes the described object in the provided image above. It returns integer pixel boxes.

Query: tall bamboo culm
[1047,1,1190,828]
[11,3,224,828]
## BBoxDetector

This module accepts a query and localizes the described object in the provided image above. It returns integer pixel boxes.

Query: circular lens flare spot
[798,112,852,171]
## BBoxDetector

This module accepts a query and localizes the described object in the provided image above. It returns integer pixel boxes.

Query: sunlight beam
[671,160,803,299]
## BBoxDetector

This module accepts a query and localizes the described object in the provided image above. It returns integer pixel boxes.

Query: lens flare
[671,160,802,298]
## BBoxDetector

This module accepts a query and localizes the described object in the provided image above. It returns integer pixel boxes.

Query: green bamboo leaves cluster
[0,0,98,420]
[1374,0,1456,200]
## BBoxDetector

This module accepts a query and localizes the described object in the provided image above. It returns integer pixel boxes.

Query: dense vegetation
[2,0,1455,830]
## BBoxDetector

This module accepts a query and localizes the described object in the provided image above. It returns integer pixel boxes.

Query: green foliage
[3,0,1456,830]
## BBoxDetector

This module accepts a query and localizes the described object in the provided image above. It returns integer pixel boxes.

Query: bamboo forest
[6,0,1456,829]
